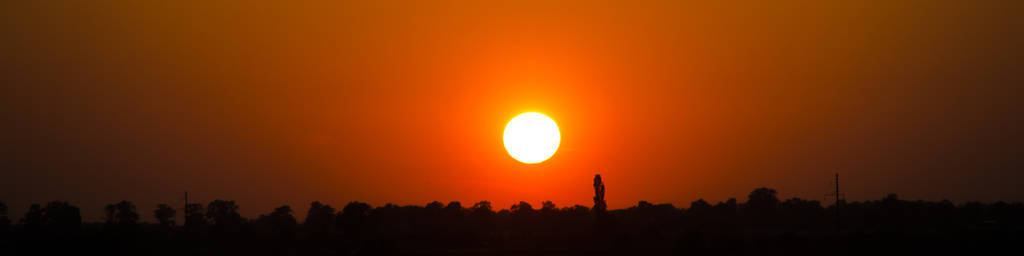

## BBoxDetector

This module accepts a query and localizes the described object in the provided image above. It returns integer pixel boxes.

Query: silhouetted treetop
[425,201,444,212]
[206,199,244,233]
[305,201,335,237]
[6,173,1024,255]
[593,174,607,215]
[104,200,139,226]
[153,203,176,228]
[342,201,371,217]
[746,187,780,210]
[21,201,81,233]
[689,199,711,211]
[471,201,495,217]
[253,204,297,239]
[0,201,9,232]
[510,201,534,216]
[184,203,206,230]
[21,204,43,230]
[5,184,1024,255]
[541,200,557,214]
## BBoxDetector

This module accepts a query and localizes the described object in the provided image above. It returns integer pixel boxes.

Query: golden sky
[2,0,1023,219]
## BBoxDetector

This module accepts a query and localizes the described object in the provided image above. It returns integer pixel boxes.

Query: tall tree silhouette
[153,203,176,228]
[593,174,607,215]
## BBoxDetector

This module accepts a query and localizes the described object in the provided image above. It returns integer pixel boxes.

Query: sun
[503,112,561,164]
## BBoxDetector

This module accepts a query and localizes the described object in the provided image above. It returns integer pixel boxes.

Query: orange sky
[2,0,1023,220]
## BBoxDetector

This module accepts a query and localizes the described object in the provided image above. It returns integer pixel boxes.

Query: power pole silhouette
[824,173,844,232]
[184,191,189,225]
[834,173,839,232]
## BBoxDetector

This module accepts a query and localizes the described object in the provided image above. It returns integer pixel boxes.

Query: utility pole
[184,191,189,224]
[834,173,840,232]
[825,173,843,233]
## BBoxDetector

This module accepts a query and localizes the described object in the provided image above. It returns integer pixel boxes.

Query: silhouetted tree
[0,201,9,234]
[593,174,607,215]
[713,198,739,231]
[468,201,496,237]
[541,201,557,214]
[508,201,534,234]
[627,201,679,238]
[425,201,444,213]
[564,204,590,216]
[254,205,296,239]
[466,200,488,214]
[746,188,779,211]
[879,193,906,229]
[713,198,738,215]
[304,201,336,238]
[444,201,464,217]
[511,201,535,216]
[685,199,713,231]
[104,200,139,226]
[21,204,44,232]
[540,201,558,223]
[638,200,654,208]
[338,201,371,239]
[780,197,823,230]
[7,185,1024,255]
[184,203,207,233]
[153,203,176,228]
[441,201,466,238]
[206,200,244,234]
[40,201,81,233]
[689,199,712,212]
[744,187,779,228]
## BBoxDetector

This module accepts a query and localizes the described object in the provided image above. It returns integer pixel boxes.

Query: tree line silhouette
[0,175,1021,255]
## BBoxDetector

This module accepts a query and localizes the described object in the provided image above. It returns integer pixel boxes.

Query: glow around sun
[503,112,561,164]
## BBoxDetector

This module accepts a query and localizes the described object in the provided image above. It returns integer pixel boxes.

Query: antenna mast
[825,173,844,232]
[834,173,840,231]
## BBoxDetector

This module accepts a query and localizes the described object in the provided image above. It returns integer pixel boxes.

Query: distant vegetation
[0,175,1021,255]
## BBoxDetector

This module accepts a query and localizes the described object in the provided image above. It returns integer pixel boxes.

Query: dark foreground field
[2,188,1022,255]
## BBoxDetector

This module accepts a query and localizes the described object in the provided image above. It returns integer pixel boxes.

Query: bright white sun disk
[503,112,560,164]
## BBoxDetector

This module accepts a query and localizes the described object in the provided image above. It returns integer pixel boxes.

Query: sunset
[503,112,560,164]
[1,0,1022,255]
